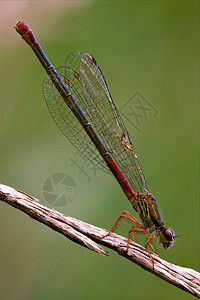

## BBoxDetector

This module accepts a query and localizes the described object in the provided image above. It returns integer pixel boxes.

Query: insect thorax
[132,192,163,230]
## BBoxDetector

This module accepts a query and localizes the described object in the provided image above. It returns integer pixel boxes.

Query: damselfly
[15,21,175,261]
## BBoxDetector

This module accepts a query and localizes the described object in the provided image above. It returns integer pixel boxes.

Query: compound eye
[164,229,175,242]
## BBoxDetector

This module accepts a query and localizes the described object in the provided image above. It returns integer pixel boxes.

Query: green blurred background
[0,1,199,299]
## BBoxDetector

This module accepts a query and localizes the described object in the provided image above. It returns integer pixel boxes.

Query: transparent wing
[43,51,147,193]
[43,53,109,174]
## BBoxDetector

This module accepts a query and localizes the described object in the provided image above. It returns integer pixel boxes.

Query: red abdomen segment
[105,156,136,203]
[15,21,37,47]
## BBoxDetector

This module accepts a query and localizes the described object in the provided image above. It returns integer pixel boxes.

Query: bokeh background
[0,1,199,299]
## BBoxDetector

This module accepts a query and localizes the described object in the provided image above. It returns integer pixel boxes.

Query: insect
[15,21,175,261]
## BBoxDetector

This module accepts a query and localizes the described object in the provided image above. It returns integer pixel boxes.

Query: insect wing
[43,51,147,192]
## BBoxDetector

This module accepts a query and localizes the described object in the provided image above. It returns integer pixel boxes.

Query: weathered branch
[0,183,199,298]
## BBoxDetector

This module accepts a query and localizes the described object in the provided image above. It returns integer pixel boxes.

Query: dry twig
[0,183,199,298]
